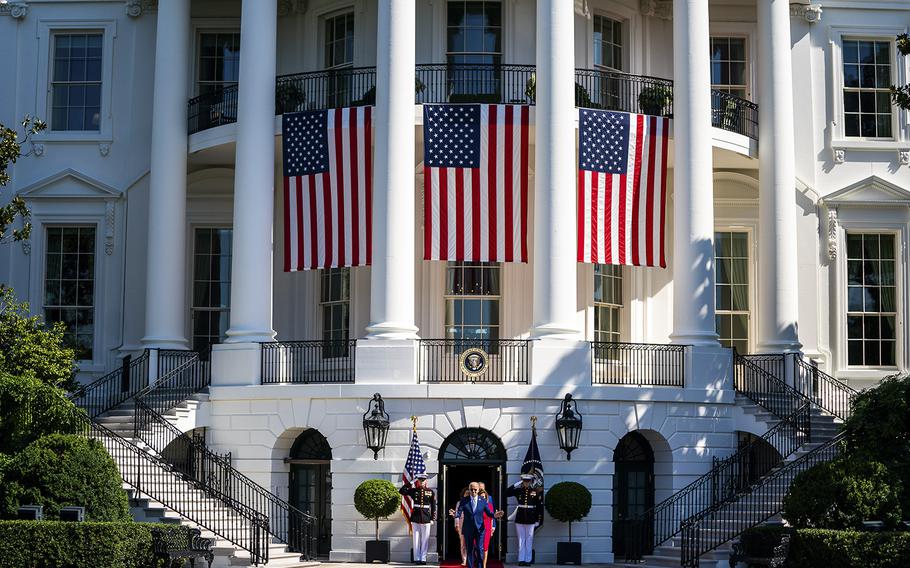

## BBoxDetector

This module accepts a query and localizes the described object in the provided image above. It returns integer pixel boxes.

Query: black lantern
[362,393,390,460]
[555,393,583,460]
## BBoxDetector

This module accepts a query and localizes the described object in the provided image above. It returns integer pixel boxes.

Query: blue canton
[579,109,629,174]
[424,105,480,168]
[283,111,329,176]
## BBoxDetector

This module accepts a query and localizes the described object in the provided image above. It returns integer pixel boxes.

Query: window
[51,33,103,131]
[191,228,232,352]
[715,231,750,354]
[197,32,241,96]
[710,37,748,98]
[842,39,893,138]
[445,262,501,345]
[324,13,354,70]
[44,227,95,360]
[320,268,350,358]
[593,16,624,71]
[594,264,623,343]
[446,1,502,100]
[846,233,896,367]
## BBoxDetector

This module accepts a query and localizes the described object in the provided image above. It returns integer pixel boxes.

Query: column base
[223,328,276,344]
[364,321,419,340]
[530,339,591,386]
[354,338,418,384]
[140,336,189,350]
[686,343,734,392]
[755,339,802,354]
[210,342,261,387]
[669,329,721,347]
[530,323,581,340]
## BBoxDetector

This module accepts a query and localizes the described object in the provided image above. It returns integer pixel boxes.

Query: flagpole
[411,415,418,431]
[530,416,537,431]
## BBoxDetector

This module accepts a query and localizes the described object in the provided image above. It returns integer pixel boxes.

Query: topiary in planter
[545,481,592,541]
[354,479,401,540]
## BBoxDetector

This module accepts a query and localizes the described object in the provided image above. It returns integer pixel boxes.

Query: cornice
[0,2,28,19]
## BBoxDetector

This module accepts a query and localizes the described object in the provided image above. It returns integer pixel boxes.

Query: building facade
[0,0,907,564]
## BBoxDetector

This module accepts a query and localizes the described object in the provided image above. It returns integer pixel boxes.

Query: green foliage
[354,479,400,521]
[0,286,77,390]
[0,520,188,568]
[544,482,592,525]
[523,73,595,108]
[783,456,902,530]
[0,434,130,522]
[741,526,910,568]
[0,372,81,455]
[0,116,46,243]
[638,85,673,116]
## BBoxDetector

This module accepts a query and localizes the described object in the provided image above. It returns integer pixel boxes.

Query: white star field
[579,109,630,174]
[283,111,329,176]
[424,104,480,168]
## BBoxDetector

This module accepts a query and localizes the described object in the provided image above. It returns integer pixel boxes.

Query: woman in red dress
[479,485,495,568]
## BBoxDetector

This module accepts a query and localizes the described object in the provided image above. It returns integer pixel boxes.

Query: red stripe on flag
[350,108,360,266]
[487,105,498,261]
[295,180,305,270]
[577,169,585,262]
[439,167,449,259]
[283,176,291,272]
[604,174,613,264]
[455,169,465,260]
[630,114,644,266]
[520,105,529,262]
[504,105,514,262]
[423,166,432,260]
[308,178,318,269]
[322,172,333,268]
[333,109,346,267]
[365,107,373,266]
[645,116,657,267]
[471,168,481,261]
[658,119,669,268]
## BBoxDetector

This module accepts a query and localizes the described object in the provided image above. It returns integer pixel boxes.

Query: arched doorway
[612,431,655,559]
[736,431,783,489]
[438,427,507,561]
[288,429,332,557]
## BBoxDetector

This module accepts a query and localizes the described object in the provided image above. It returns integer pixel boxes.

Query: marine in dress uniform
[505,474,543,566]
[400,472,436,565]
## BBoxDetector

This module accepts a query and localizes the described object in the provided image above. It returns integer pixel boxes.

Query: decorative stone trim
[827,208,838,261]
[21,241,31,255]
[0,2,28,19]
[832,147,845,164]
[124,0,156,17]
[31,142,44,157]
[899,149,910,166]
[790,4,823,24]
[640,0,671,20]
[278,0,307,17]
[99,143,111,157]
[105,201,115,255]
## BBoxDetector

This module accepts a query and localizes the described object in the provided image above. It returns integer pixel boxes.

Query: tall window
[593,16,623,71]
[324,13,355,69]
[445,262,501,343]
[44,227,95,360]
[843,39,892,138]
[846,233,896,367]
[594,264,623,343]
[446,1,502,100]
[51,33,103,131]
[197,32,241,96]
[715,231,750,354]
[320,268,350,357]
[192,228,232,352]
[710,37,748,98]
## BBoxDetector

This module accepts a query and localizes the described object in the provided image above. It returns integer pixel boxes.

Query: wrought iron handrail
[792,355,856,421]
[679,432,845,567]
[69,350,150,418]
[573,67,674,116]
[733,352,812,421]
[622,403,811,562]
[417,338,531,383]
[134,355,318,562]
[591,342,687,386]
[416,63,536,105]
[260,340,356,384]
[711,89,758,140]
[132,350,211,416]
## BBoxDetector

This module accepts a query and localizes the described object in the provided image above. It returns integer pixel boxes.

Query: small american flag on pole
[282,107,372,271]
[577,109,669,268]
[400,423,426,533]
[423,104,530,263]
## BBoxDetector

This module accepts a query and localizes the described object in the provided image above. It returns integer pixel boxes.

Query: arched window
[440,427,506,463]
[289,430,332,557]
[613,432,656,560]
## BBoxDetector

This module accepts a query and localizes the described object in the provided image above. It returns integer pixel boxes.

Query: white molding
[709,22,758,103]
[0,2,28,19]
[191,19,241,99]
[820,174,910,207]
[585,3,643,75]
[18,168,121,199]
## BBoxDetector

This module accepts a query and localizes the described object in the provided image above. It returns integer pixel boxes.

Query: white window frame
[592,14,626,73]
[319,267,351,343]
[713,227,756,354]
[829,26,908,149]
[593,264,625,343]
[321,10,356,71]
[586,6,641,74]
[443,262,503,342]
[190,226,234,352]
[194,28,242,97]
[34,19,117,142]
[709,23,756,102]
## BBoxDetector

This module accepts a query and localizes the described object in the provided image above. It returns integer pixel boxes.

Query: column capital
[790,3,823,24]
[0,2,28,19]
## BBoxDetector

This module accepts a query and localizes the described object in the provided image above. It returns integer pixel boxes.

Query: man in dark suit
[449,482,503,568]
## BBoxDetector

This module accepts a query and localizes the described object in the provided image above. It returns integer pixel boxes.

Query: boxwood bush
[0,433,130,521]
[544,481,592,541]
[741,525,910,568]
[353,479,400,540]
[0,520,186,568]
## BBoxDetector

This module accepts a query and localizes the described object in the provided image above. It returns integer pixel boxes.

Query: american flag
[577,109,669,268]
[423,104,529,263]
[400,427,427,532]
[282,107,372,271]
[522,425,544,529]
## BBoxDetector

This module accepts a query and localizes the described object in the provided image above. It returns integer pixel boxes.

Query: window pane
[44,226,96,359]
[191,228,233,349]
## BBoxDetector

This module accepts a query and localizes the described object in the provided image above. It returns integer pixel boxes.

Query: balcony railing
[591,342,687,387]
[187,64,758,141]
[260,340,356,384]
[417,339,531,384]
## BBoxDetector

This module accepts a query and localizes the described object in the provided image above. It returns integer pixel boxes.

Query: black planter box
[556,541,582,565]
[365,540,390,563]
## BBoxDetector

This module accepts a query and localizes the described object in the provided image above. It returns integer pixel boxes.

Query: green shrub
[0,434,129,522]
[0,372,81,455]
[784,456,902,530]
[544,481,592,541]
[0,287,77,390]
[741,526,910,568]
[0,520,187,568]
[354,479,401,540]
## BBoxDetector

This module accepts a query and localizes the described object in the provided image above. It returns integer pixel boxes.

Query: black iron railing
[70,350,150,418]
[679,432,844,567]
[733,352,808,421]
[591,342,687,386]
[417,339,531,383]
[622,404,811,562]
[260,340,356,384]
[711,89,759,140]
[415,63,536,105]
[574,68,674,116]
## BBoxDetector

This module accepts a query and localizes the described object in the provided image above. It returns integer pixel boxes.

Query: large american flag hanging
[577,109,669,268]
[400,426,426,533]
[423,104,530,263]
[282,107,372,271]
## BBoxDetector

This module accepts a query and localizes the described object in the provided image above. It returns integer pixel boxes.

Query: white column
[757,0,801,352]
[670,0,719,346]
[142,0,190,350]
[365,0,418,339]
[224,0,277,343]
[531,0,578,339]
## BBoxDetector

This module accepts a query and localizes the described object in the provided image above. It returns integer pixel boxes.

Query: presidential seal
[459,347,489,378]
